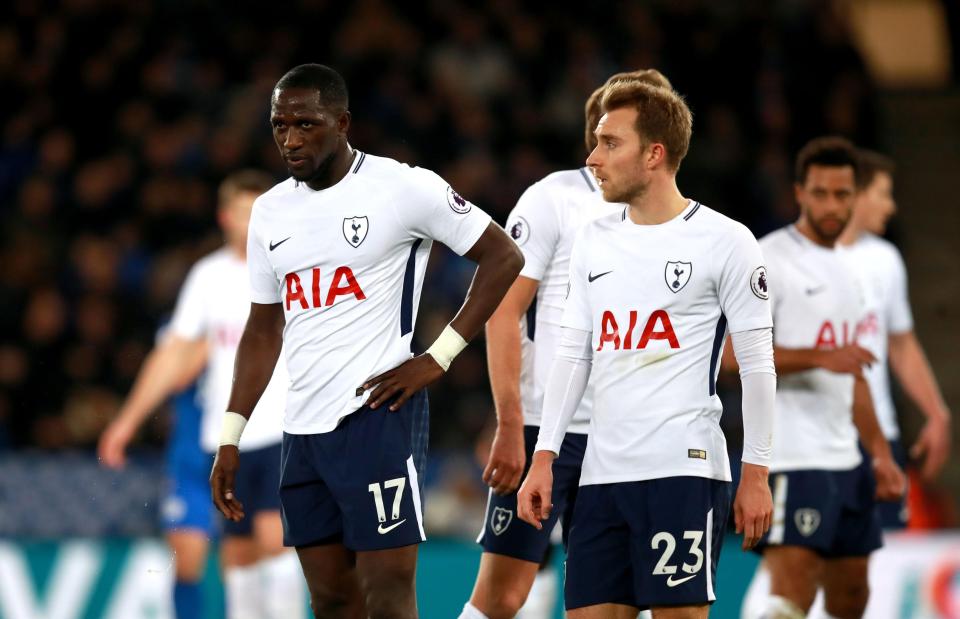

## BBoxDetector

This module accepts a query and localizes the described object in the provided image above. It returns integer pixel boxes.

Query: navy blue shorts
[223,442,283,537]
[161,448,216,535]
[477,426,586,562]
[279,390,429,551]
[758,463,882,558]
[860,440,909,529]
[565,477,731,611]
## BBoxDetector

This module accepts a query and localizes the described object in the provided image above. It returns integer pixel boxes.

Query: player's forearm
[485,314,524,429]
[852,375,892,460]
[732,329,776,466]
[451,227,524,341]
[889,332,951,422]
[535,327,592,454]
[772,346,825,375]
[117,339,202,427]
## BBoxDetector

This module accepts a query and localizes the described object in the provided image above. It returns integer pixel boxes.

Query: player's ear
[793,182,804,204]
[338,110,351,135]
[647,142,667,170]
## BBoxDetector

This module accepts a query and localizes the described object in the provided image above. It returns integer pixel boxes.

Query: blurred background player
[98,170,303,619]
[838,148,952,517]
[518,80,776,618]
[460,68,672,619]
[750,137,905,619]
[741,147,954,618]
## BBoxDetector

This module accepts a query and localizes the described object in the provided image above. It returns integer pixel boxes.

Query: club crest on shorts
[665,261,692,293]
[343,216,369,248]
[794,508,821,537]
[490,507,513,536]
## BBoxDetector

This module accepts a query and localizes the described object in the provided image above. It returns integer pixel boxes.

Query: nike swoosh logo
[377,519,406,534]
[269,237,292,251]
[666,573,697,587]
[805,286,825,295]
[588,270,612,283]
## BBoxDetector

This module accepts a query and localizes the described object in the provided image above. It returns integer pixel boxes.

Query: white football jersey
[843,233,913,440]
[504,168,623,432]
[761,226,866,472]
[247,152,492,434]
[561,201,772,485]
[169,248,287,452]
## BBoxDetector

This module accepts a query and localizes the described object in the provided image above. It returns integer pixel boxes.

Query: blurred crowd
[0,0,881,481]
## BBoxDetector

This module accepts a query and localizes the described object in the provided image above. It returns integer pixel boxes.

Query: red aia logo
[597,309,679,351]
[284,267,366,310]
[814,320,858,348]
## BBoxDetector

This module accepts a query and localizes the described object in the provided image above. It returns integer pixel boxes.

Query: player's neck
[625,180,687,225]
[794,220,836,249]
[837,217,866,246]
[305,144,355,192]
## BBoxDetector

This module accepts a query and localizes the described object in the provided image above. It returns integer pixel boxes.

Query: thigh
[564,484,636,611]
[332,394,428,551]
[568,603,639,619]
[355,544,419,615]
[829,467,882,558]
[279,433,344,548]
[631,477,731,609]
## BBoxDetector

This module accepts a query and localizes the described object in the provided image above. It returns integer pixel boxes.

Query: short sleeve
[393,168,492,256]
[718,225,774,333]
[247,206,282,304]
[505,182,562,281]
[887,247,914,334]
[560,229,593,332]
[168,263,208,340]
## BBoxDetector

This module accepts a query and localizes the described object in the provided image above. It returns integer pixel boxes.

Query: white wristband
[219,412,248,447]
[425,325,468,372]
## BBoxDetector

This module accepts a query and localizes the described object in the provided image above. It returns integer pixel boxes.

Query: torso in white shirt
[169,247,287,452]
[562,201,772,486]
[760,226,866,472]
[842,233,914,440]
[246,152,492,435]
[505,168,623,433]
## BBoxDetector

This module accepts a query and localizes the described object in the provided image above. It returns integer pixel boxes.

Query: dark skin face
[270,87,353,190]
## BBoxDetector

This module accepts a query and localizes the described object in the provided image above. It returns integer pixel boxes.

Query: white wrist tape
[219,412,248,447]
[425,325,468,371]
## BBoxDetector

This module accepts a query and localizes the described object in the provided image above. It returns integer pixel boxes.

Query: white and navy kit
[477,168,621,560]
[169,248,288,536]
[757,226,882,556]
[546,201,772,610]
[247,152,491,550]
[845,233,915,528]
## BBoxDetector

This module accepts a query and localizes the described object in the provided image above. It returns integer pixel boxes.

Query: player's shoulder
[535,167,599,193]
[253,177,298,209]
[757,225,797,252]
[855,232,903,260]
[354,152,442,190]
[185,247,233,283]
[689,202,752,235]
